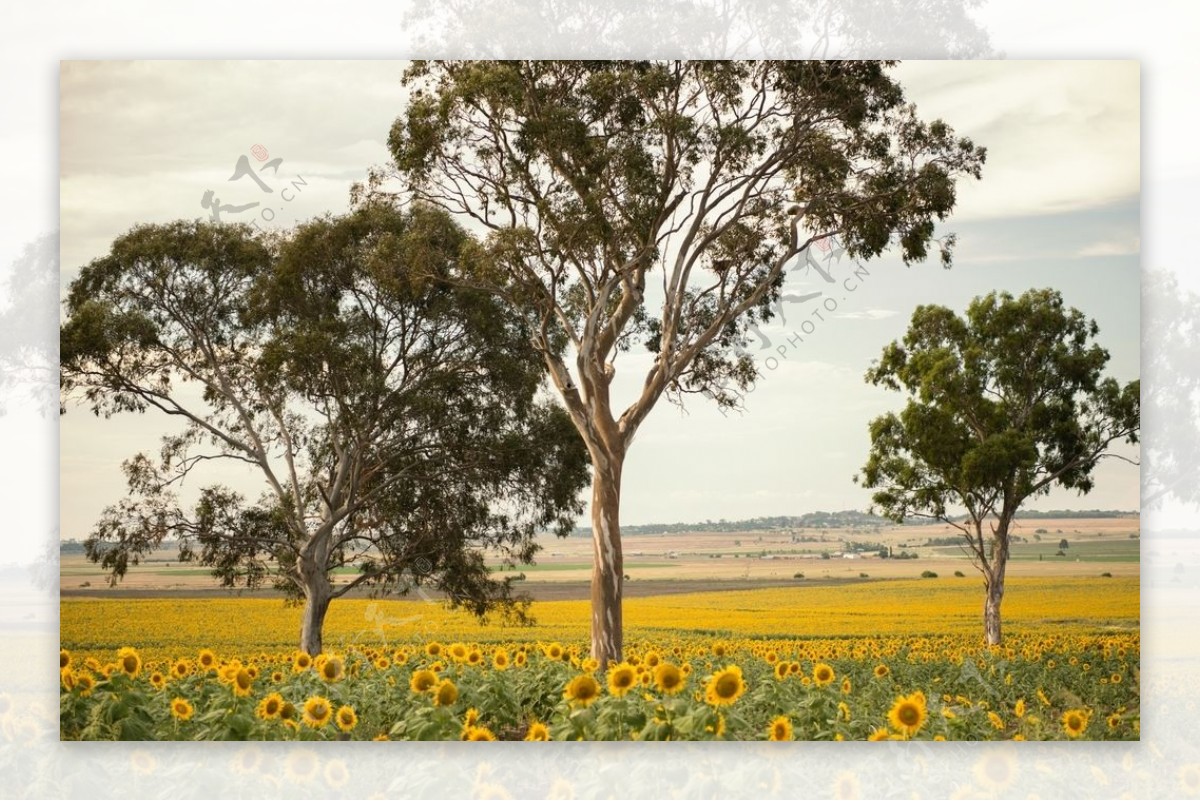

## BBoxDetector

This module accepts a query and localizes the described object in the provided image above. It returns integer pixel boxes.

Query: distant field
[60,575,1139,660]
[60,516,1139,594]
[931,538,1141,563]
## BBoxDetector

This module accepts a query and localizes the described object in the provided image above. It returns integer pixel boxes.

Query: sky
[57,60,1141,539]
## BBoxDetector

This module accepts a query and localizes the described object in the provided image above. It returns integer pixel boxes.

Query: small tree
[858,288,1139,644]
[1058,538,1070,550]
[388,59,986,663]
[60,205,590,654]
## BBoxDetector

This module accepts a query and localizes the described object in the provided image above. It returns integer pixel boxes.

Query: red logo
[250,144,269,162]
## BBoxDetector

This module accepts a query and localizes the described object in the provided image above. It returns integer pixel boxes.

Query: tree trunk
[983,516,1012,645]
[983,573,1004,646]
[299,573,332,656]
[589,451,624,667]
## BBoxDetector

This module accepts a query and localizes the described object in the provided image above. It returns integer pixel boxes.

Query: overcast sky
[58,60,1140,538]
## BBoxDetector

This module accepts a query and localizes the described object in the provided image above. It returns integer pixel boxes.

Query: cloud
[895,61,1139,223]
[832,309,899,320]
[1074,237,1141,258]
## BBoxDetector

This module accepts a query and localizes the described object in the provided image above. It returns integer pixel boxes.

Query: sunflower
[767,716,793,741]
[654,662,686,695]
[117,647,142,678]
[644,651,661,668]
[219,662,241,684]
[410,669,439,693]
[425,642,442,657]
[464,726,497,741]
[434,679,459,707]
[232,668,254,697]
[887,691,928,738]
[170,697,194,721]
[1037,688,1051,706]
[280,701,298,723]
[172,660,190,679]
[60,650,71,670]
[704,665,747,706]
[1014,699,1026,718]
[293,652,312,672]
[514,651,528,668]
[868,727,890,741]
[841,677,852,695]
[812,663,835,687]
[303,696,333,728]
[60,669,75,691]
[149,672,166,690]
[1111,672,1122,684]
[525,721,551,741]
[838,701,851,722]
[492,650,510,670]
[319,656,345,683]
[545,642,565,661]
[774,661,790,681]
[1107,712,1121,730]
[256,693,284,720]
[988,711,1005,730]
[564,674,601,707]
[1061,708,1089,738]
[75,673,96,697]
[607,663,637,697]
[335,705,358,732]
[449,643,469,662]
[198,649,217,670]
[271,671,284,683]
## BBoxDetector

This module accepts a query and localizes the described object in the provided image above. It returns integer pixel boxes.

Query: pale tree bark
[297,540,334,656]
[589,449,624,667]
[981,518,1010,646]
[300,580,332,656]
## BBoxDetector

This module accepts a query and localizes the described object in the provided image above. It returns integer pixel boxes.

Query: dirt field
[60,516,1139,599]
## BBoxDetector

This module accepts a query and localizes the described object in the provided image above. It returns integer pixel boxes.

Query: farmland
[59,517,1140,741]
[60,516,1139,594]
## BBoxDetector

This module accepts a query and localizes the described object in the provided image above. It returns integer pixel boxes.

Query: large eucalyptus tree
[388,60,986,663]
[859,289,1140,644]
[60,204,589,654]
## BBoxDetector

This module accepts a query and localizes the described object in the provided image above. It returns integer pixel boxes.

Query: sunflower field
[59,579,1139,741]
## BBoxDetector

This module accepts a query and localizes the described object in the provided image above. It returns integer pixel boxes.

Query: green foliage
[387,60,986,414]
[59,207,590,631]
[859,289,1139,559]
[860,288,1138,645]
[921,570,938,579]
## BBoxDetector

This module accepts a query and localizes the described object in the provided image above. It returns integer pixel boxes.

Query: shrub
[921,570,938,579]
[954,570,965,577]
[1101,572,1113,578]
[793,572,805,580]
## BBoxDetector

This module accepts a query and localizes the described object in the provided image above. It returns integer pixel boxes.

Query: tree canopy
[858,287,1140,642]
[60,203,590,653]
[385,59,987,663]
